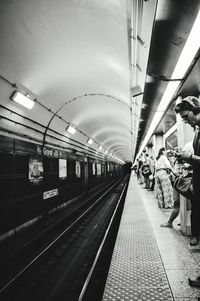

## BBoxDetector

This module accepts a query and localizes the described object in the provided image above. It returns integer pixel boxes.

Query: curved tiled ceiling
[0,0,157,163]
[1,1,199,162]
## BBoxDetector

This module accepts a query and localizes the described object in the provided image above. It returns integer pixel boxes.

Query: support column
[146,145,153,156]
[152,134,164,158]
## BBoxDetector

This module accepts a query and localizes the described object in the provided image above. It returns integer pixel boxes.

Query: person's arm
[189,154,200,165]
[179,152,200,165]
[163,156,172,169]
[164,156,177,175]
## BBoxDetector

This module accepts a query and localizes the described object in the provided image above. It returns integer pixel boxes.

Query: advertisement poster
[97,163,101,176]
[59,159,67,179]
[92,163,96,175]
[29,156,43,184]
[76,161,81,178]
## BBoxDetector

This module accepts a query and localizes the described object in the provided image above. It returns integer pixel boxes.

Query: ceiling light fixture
[11,90,35,109]
[137,8,200,158]
[66,125,76,134]
[87,138,93,145]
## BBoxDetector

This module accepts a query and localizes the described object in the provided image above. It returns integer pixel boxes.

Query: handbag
[149,174,153,180]
[173,176,193,199]
[142,165,151,177]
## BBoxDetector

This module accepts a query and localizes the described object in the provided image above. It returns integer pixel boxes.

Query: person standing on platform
[160,189,180,227]
[149,155,155,191]
[174,95,200,287]
[181,142,199,246]
[155,147,174,209]
[141,153,151,189]
[160,162,189,229]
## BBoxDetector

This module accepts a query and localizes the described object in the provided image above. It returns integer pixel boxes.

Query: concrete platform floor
[103,173,200,301]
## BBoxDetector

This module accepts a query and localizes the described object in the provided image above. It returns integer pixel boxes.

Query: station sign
[43,188,58,200]
[37,145,65,158]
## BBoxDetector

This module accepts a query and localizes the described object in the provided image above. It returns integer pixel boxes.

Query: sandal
[160,222,173,228]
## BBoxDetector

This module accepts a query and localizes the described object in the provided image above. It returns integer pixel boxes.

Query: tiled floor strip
[102,174,174,301]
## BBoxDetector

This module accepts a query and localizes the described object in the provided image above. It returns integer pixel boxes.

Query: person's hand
[178,151,191,162]
[170,169,178,176]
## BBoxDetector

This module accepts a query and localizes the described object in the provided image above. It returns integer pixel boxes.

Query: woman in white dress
[156,147,174,208]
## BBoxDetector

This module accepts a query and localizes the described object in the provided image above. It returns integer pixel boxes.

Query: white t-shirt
[182,141,193,154]
[156,155,172,170]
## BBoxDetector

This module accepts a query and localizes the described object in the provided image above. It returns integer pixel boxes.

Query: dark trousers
[190,197,200,237]
[150,177,155,190]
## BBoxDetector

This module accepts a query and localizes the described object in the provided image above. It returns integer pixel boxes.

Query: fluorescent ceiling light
[87,138,93,145]
[137,9,200,158]
[66,125,76,134]
[11,90,35,109]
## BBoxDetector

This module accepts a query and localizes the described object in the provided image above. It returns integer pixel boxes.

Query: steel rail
[0,178,122,294]
[78,178,128,301]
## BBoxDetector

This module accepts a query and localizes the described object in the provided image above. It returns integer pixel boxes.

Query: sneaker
[190,236,199,246]
[189,276,200,287]
[160,222,173,228]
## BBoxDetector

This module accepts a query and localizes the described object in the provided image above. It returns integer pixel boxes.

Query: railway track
[0,176,129,301]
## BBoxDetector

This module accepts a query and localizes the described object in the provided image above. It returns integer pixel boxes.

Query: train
[0,135,124,238]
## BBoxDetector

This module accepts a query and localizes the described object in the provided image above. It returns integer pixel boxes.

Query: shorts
[173,188,180,208]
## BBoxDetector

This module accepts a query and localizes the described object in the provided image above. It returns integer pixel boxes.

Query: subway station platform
[102,172,200,301]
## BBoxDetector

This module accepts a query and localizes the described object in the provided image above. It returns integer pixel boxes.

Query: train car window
[15,154,28,174]
[43,157,51,173]
[15,177,29,197]
[110,163,113,172]
[67,159,74,178]
[0,178,13,201]
[52,158,59,173]
[0,136,14,152]
[96,163,101,176]
[15,140,37,154]
[92,163,96,175]
[59,159,67,179]
[0,153,13,175]
[75,161,81,178]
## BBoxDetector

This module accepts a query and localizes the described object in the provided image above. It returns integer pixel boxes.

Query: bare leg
[168,207,179,224]
[160,207,179,227]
